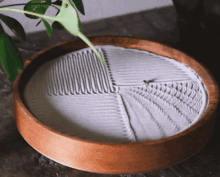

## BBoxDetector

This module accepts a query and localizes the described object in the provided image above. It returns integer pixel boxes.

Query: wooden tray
[13,36,219,174]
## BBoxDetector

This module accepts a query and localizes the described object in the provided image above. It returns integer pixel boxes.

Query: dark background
[1,0,220,176]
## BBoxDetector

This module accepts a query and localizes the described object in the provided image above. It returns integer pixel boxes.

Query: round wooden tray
[13,36,219,174]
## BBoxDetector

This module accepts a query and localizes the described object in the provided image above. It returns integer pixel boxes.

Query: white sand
[24,45,208,143]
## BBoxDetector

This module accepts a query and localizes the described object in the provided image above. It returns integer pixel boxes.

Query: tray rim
[13,36,219,174]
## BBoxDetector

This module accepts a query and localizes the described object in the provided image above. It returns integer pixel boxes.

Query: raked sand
[23,45,208,143]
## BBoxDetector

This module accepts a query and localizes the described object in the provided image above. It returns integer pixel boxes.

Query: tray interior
[23,45,208,143]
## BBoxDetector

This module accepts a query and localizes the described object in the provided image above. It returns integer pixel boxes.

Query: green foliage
[0,24,24,82]
[41,18,52,36]
[0,13,26,41]
[24,0,51,19]
[52,0,62,6]
[71,0,85,15]
[55,0,81,35]
[76,9,82,32]
[0,0,105,82]
[52,21,64,30]
[54,0,105,64]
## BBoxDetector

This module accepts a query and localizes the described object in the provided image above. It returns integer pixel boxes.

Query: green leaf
[41,18,52,36]
[53,0,105,65]
[71,0,85,15]
[51,9,63,30]
[55,0,81,35]
[0,22,4,33]
[52,21,64,30]
[24,0,51,19]
[0,13,26,41]
[52,0,62,6]
[76,10,82,32]
[0,31,24,82]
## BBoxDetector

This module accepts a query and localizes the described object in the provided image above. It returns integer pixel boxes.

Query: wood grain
[13,36,219,174]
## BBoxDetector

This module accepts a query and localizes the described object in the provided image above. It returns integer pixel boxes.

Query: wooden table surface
[1,4,220,177]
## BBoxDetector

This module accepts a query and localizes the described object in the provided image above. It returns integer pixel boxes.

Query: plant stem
[0,7,55,21]
[77,32,106,65]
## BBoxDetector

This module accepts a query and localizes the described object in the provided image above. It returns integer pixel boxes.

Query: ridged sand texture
[24,45,208,143]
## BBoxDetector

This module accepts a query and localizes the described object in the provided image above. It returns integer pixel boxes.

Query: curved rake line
[51,49,112,95]
[131,86,193,125]
[154,81,199,102]
[95,49,114,93]
[121,93,159,141]
[89,51,103,94]
[119,94,138,142]
[57,59,66,95]
[127,89,181,132]
[171,81,200,98]
[71,55,82,94]
[96,49,115,93]
[184,80,200,91]
[75,53,86,94]
[51,60,61,96]
[77,53,88,94]
[67,55,78,95]
[88,50,109,94]
[51,60,60,96]
[61,57,71,95]
[149,86,200,121]
[146,84,200,115]
[86,51,99,94]
[166,84,198,106]
[191,99,203,110]
[94,50,107,93]
[81,52,92,94]
[146,90,194,125]
[100,49,116,86]
[123,91,167,138]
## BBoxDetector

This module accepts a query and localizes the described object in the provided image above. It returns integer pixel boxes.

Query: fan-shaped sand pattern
[119,80,205,141]
[24,45,208,143]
